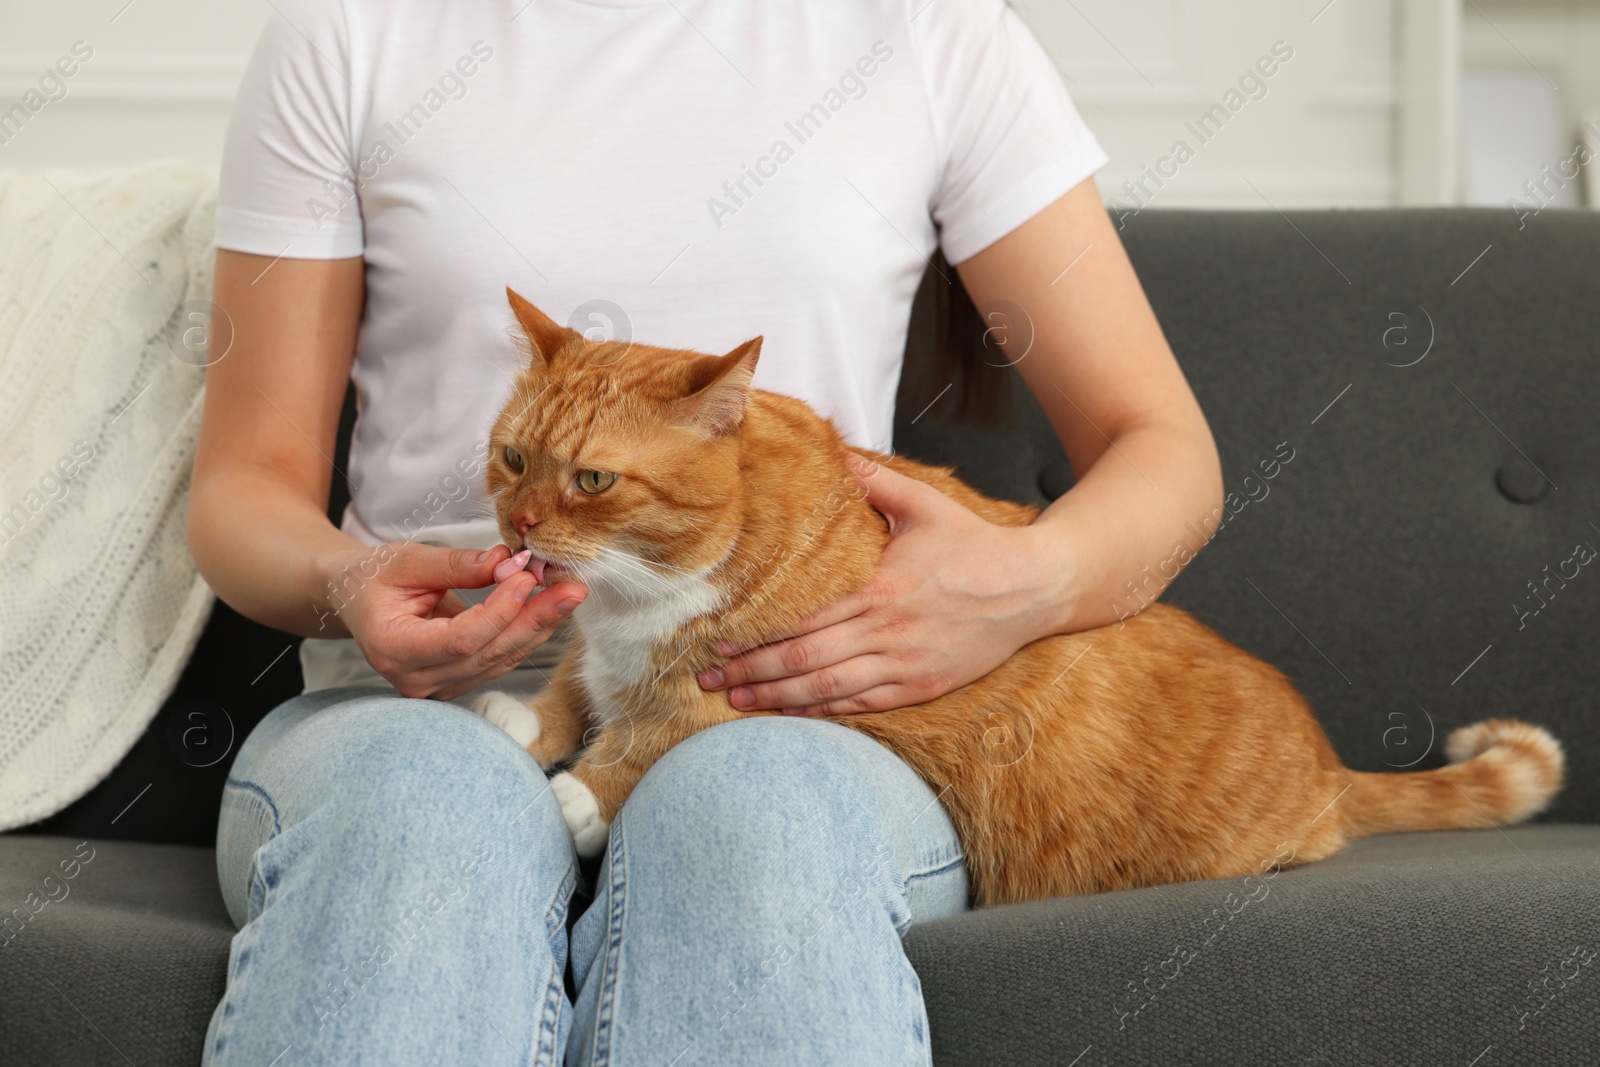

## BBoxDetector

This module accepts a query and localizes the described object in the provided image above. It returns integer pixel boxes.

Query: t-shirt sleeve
[214,0,363,259]
[915,0,1109,264]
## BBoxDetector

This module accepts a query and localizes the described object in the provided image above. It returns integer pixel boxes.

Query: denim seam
[532,862,577,1064]
[545,863,578,938]
[896,852,968,938]
[904,853,966,885]
[207,905,265,1058]
[224,777,284,836]
[247,861,267,923]
[590,820,628,1066]
[223,779,282,924]
[534,965,564,1066]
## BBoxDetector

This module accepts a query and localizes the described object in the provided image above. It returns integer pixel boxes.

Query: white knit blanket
[0,162,218,831]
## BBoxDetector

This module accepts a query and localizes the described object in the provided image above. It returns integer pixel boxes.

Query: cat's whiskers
[595,552,678,609]
[613,548,702,579]
[617,550,709,592]
[590,546,717,616]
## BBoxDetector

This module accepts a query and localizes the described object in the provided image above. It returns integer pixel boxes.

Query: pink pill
[493,548,532,584]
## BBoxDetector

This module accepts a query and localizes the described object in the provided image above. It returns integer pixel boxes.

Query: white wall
[1019,0,1404,208]
[1463,0,1600,135]
[1461,0,1600,206]
[0,0,273,175]
[1,0,1443,207]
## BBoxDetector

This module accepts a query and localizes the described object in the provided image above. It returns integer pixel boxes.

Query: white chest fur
[572,548,723,723]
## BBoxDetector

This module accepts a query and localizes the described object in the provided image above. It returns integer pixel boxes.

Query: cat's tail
[1344,718,1565,835]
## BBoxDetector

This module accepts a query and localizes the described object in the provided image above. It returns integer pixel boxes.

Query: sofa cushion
[5,828,1596,1065]
[0,835,232,1066]
[904,825,1600,1066]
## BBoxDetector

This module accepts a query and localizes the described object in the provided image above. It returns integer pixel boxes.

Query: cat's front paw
[550,772,609,857]
[470,690,541,749]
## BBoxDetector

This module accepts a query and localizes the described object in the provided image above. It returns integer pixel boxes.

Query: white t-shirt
[215,0,1107,703]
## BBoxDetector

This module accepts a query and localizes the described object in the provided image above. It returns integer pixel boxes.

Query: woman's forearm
[1024,415,1223,635]
[945,179,1225,639]
[188,251,368,639]
[187,464,365,639]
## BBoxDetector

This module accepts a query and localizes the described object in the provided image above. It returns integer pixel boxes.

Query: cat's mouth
[493,547,550,586]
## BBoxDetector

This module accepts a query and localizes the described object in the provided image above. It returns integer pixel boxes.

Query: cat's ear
[506,287,578,367]
[672,337,762,439]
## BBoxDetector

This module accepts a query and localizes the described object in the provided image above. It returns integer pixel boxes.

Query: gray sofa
[4,209,1597,1065]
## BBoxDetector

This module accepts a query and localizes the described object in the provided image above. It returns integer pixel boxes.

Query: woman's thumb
[401,543,508,588]
[849,453,924,523]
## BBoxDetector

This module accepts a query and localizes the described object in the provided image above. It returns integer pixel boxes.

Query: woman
[189,0,1222,1063]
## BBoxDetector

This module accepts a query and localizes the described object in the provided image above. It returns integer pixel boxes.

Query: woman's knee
[237,691,570,857]
[627,718,903,880]
[335,695,554,804]
[223,691,576,928]
[226,684,390,774]
[635,716,883,824]
[615,717,915,932]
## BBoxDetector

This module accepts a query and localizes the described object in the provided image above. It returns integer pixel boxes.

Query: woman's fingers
[432,590,470,619]
[377,570,540,672]
[716,652,903,712]
[714,591,870,659]
[342,540,592,698]
[706,612,877,692]
[385,542,510,590]
[454,581,585,676]
[796,683,924,717]
[408,581,587,700]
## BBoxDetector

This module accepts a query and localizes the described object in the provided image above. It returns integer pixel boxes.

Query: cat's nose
[514,512,541,538]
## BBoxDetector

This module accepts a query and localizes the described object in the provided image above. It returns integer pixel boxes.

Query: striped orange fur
[476,289,1566,907]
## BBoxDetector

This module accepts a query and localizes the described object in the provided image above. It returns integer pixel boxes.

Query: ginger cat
[470,288,1565,908]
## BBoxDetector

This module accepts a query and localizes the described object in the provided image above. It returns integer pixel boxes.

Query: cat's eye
[503,446,524,473]
[577,470,617,495]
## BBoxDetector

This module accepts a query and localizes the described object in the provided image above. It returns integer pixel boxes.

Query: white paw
[550,772,609,858]
[470,690,541,749]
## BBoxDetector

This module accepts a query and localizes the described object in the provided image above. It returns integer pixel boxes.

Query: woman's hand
[320,541,587,702]
[697,455,1067,715]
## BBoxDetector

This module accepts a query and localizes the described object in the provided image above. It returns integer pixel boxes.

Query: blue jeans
[202,686,968,1065]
